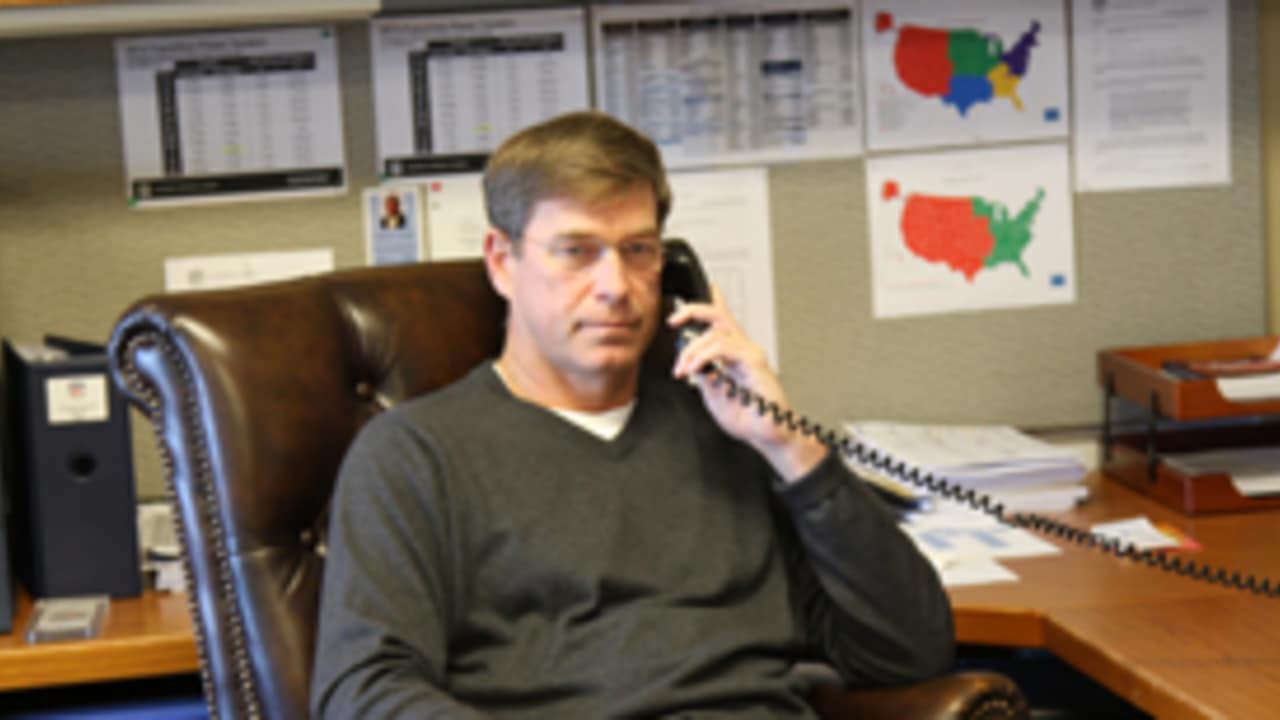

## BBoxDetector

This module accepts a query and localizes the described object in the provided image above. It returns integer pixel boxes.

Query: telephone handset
[659,239,1277,599]
[660,238,713,356]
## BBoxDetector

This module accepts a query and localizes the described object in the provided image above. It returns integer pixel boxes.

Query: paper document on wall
[115,26,346,206]
[665,168,779,369]
[364,185,425,266]
[1071,0,1230,191]
[864,143,1075,319]
[592,1,863,169]
[423,173,488,261]
[370,8,590,179]
[862,0,1069,151]
[164,249,334,292]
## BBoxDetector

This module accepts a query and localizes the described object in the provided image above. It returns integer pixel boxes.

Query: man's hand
[668,285,827,483]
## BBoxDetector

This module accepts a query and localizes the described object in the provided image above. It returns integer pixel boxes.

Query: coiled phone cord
[703,367,1280,600]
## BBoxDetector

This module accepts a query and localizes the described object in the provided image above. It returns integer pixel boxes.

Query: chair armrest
[809,671,1029,720]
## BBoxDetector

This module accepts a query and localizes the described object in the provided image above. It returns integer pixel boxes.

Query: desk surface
[0,586,197,691]
[951,473,1280,719]
[0,474,1274,718]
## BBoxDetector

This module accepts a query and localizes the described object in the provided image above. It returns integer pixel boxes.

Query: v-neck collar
[481,362,650,458]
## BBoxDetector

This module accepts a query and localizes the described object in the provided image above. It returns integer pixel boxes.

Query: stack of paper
[843,422,1088,513]
[1164,447,1280,498]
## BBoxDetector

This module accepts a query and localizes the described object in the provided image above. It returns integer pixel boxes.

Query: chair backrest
[109,260,505,720]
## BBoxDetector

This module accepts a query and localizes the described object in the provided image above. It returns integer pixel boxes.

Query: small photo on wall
[363,185,425,266]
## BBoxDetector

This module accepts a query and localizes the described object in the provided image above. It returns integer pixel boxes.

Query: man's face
[488,185,663,385]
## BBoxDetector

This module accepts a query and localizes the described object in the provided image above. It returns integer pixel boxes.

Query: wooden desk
[0,588,198,691]
[950,472,1280,719]
[0,475,1274,718]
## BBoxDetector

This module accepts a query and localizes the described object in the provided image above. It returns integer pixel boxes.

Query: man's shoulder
[392,363,499,427]
[353,364,499,449]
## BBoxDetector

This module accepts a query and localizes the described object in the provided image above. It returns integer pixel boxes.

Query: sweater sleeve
[772,451,955,686]
[310,413,488,719]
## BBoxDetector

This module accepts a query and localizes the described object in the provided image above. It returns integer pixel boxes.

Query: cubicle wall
[0,2,1265,498]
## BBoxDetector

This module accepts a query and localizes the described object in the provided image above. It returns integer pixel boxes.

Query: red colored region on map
[893,26,952,96]
[900,194,993,282]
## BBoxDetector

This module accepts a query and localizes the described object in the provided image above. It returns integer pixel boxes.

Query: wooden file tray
[1098,337,1280,515]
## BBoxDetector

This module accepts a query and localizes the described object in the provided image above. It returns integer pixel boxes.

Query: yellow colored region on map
[987,64,1024,111]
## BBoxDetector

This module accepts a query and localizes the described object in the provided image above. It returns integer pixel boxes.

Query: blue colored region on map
[942,75,994,116]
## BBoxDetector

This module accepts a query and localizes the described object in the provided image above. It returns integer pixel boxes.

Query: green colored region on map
[972,188,1045,276]
[948,29,1002,77]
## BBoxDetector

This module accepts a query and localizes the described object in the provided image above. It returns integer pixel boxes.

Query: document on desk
[115,26,347,207]
[1164,447,1280,497]
[1071,0,1230,192]
[371,8,590,179]
[901,502,1061,587]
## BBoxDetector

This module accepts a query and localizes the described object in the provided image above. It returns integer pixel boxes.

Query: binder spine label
[45,374,110,425]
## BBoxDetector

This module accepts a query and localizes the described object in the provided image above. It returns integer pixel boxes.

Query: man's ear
[483,229,515,301]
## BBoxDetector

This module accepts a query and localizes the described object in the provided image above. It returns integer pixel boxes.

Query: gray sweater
[312,365,953,719]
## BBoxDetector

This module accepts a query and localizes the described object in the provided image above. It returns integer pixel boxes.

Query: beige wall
[1262,0,1280,333]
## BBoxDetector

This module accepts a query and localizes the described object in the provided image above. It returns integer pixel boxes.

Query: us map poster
[865,144,1075,319]
[862,0,1068,151]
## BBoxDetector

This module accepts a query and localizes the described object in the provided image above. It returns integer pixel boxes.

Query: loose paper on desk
[861,0,1069,152]
[363,186,424,266]
[864,143,1075,319]
[901,502,1061,587]
[423,167,780,369]
[1090,517,1183,552]
[592,1,862,169]
[371,8,590,180]
[115,26,346,207]
[164,249,333,292]
[1212,373,1280,404]
[1071,0,1230,192]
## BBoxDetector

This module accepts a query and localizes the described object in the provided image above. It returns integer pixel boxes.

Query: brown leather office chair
[108,260,1028,720]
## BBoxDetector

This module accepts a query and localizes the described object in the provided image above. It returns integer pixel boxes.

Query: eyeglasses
[531,236,664,274]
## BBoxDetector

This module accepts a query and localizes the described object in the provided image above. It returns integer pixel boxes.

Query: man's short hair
[483,111,671,242]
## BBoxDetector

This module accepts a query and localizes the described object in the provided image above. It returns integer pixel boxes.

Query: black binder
[2,337,141,599]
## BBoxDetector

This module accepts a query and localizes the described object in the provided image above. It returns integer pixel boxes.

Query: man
[312,111,953,718]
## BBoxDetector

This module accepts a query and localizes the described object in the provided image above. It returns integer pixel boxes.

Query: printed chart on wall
[1071,0,1230,191]
[862,0,1068,151]
[665,168,779,369]
[592,2,862,169]
[370,8,590,179]
[115,26,345,207]
[865,143,1075,319]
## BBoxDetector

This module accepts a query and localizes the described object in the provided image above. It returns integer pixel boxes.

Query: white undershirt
[491,363,635,440]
